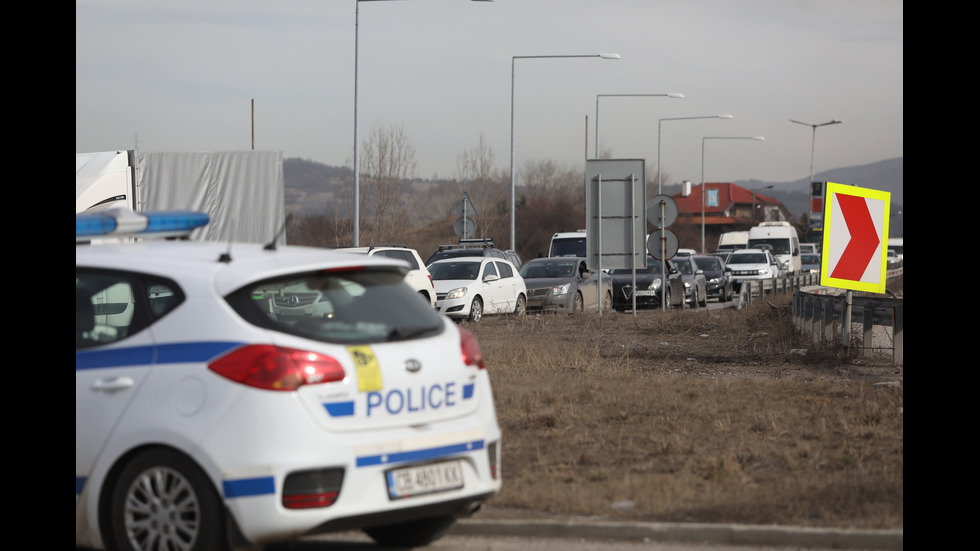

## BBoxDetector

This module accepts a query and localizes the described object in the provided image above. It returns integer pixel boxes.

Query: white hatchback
[76,210,502,551]
[428,257,527,322]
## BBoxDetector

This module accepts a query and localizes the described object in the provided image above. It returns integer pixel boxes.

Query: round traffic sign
[454,216,477,239]
[647,228,678,260]
[646,194,678,228]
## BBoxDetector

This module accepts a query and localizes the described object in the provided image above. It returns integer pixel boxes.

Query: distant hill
[734,157,903,236]
[284,156,903,236]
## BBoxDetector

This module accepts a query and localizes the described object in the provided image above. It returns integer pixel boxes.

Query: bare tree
[519,159,580,203]
[360,122,417,244]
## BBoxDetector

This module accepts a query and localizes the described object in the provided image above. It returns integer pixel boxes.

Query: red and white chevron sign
[820,182,891,294]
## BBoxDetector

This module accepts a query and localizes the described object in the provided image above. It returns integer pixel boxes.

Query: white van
[747,222,801,275]
[716,231,748,253]
[549,230,587,257]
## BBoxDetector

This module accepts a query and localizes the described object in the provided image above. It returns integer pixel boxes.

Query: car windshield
[674,260,693,275]
[426,249,487,265]
[729,253,767,264]
[550,238,586,257]
[802,254,820,264]
[428,261,482,280]
[747,238,791,254]
[226,267,444,344]
[520,260,577,279]
[608,261,663,275]
[694,257,722,271]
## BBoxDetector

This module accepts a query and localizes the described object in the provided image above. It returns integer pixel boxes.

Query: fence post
[821,296,834,348]
[862,301,875,357]
[893,303,903,366]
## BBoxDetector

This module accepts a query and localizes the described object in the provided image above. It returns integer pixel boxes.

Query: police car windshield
[226,268,444,344]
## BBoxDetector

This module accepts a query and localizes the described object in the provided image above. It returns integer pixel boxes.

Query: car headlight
[446,287,469,300]
[684,281,692,290]
[708,277,720,284]
[552,283,571,296]
[648,278,662,291]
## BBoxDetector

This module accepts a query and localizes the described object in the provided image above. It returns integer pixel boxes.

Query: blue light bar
[76,209,210,241]
[145,211,211,233]
[76,213,117,237]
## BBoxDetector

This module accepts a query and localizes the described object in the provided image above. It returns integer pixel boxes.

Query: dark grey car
[693,254,734,302]
[518,257,613,313]
[671,255,708,308]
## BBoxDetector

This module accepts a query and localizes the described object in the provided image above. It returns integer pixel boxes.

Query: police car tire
[364,515,456,547]
[108,448,228,551]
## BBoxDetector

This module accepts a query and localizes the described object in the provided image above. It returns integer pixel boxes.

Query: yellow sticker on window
[348,346,383,392]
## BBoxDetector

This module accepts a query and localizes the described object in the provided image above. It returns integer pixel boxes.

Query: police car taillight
[208,345,346,391]
[459,328,485,369]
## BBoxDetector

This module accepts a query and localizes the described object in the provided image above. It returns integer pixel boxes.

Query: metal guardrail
[736,268,904,367]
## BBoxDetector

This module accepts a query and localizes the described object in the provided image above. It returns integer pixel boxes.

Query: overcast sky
[76,0,903,186]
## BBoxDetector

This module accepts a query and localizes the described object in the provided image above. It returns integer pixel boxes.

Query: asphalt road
[271,517,903,550]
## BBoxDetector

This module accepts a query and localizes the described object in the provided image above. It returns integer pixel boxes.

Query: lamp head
[599,53,622,59]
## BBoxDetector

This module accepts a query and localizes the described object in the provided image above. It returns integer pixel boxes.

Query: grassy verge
[469,294,903,529]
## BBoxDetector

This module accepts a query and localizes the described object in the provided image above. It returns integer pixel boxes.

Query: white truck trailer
[76,150,285,245]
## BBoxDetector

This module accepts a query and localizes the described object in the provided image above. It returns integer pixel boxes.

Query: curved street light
[594,93,684,158]
[700,136,765,253]
[510,53,621,251]
[657,114,733,195]
[354,0,493,246]
[788,118,842,200]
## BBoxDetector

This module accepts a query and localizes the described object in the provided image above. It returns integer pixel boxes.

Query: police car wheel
[108,448,228,551]
[364,515,456,547]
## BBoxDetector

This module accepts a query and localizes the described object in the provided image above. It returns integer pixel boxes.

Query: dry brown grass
[468,294,903,530]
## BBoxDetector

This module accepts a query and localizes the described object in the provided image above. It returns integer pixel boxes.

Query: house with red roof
[671,182,791,232]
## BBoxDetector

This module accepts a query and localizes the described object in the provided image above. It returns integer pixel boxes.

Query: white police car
[76,210,502,551]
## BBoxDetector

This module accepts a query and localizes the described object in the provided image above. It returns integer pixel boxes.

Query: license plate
[385,460,463,500]
[634,290,656,296]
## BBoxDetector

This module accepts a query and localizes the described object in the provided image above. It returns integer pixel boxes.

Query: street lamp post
[657,114,733,195]
[594,93,684,159]
[751,185,774,223]
[353,0,492,246]
[788,118,842,198]
[510,53,621,252]
[700,136,765,253]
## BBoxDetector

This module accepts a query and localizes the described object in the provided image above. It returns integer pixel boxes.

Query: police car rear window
[226,268,445,344]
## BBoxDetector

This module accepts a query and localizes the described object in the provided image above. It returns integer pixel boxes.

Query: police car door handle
[92,377,136,393]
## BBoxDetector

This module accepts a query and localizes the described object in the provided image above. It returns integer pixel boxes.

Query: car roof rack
[366,244,411,252]
[437,238,496,252]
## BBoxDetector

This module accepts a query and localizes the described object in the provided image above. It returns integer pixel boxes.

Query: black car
[693,254,734,302]
[607,257,685,311]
